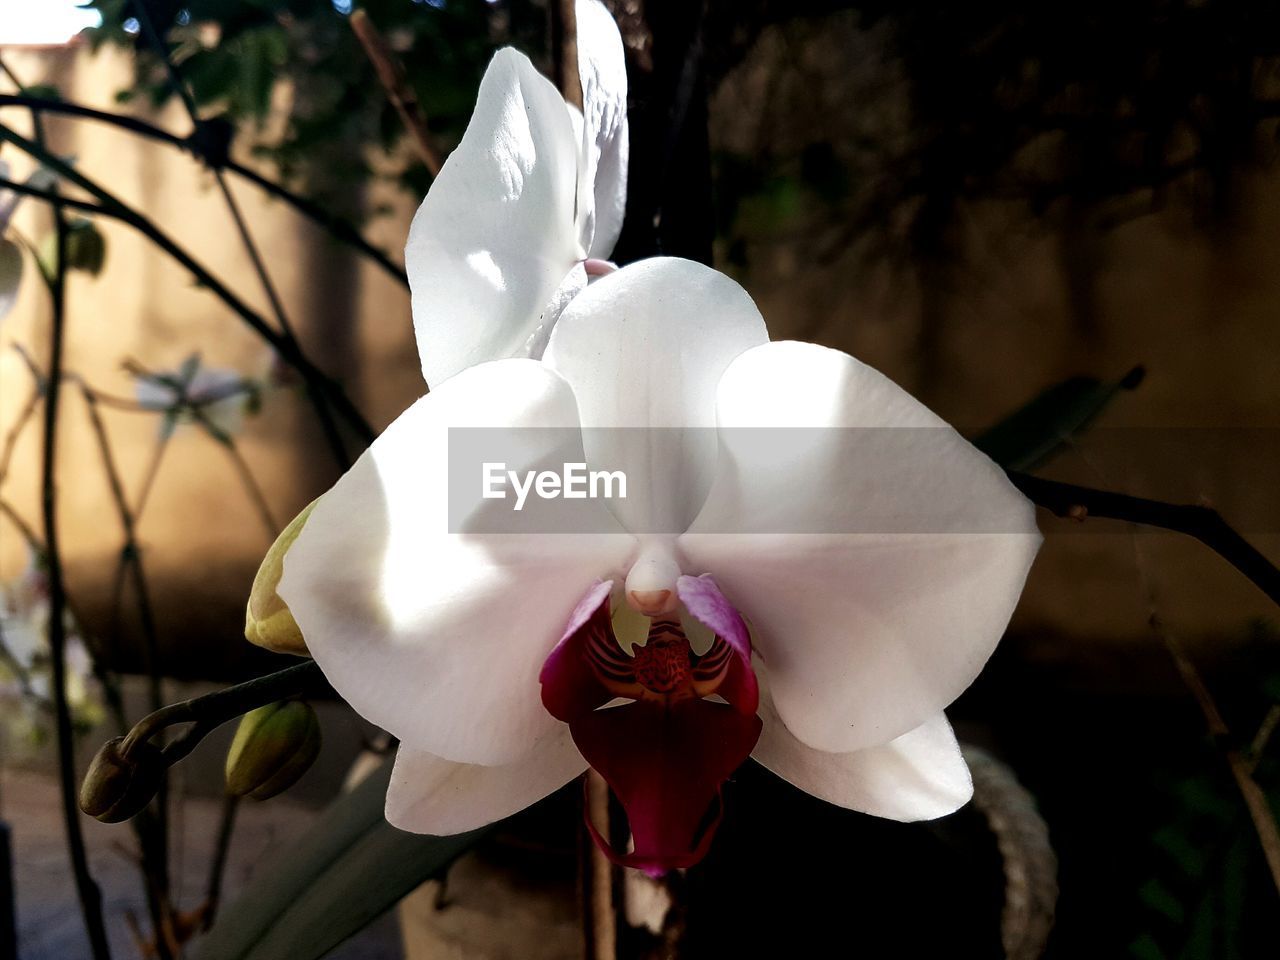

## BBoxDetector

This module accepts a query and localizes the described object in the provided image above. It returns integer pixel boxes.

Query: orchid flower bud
[64,218,106,276]
[79,736,165,823]
[225,701,321,800]
[245,500,318,656]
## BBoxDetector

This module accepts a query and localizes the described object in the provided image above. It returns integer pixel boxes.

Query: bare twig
[1249,705,1280,773]
[349,9,443,175]
[0,92,407,285]
[35,136,114,960]
[202,796,239,931]
[582,770,617,960]
[0,158,376,448]
[130,3,350,469]
[1146,607,1280,895]
[1007,470,1280,609]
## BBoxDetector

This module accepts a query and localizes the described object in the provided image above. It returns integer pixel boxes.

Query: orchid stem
[1006,470,1280,609]
[0,93,407,285]
[119,661,330,763]
[36,126,114,960]
[349,9,443,176]
[131,2,351,470]
[0,154,376,451]
[582,770,617,960]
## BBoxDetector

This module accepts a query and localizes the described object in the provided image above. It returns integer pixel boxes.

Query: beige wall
[1,32,1277,677]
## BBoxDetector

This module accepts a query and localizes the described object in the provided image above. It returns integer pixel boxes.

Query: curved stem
[120,661,329,760]
[0,141,376,448]
[39,162,114,960]
[130,3,349,469]
[0,93,409,287]
[1007,470,1280,609]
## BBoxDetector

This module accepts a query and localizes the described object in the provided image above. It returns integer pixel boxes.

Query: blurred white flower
[0,159,59,323]
[133,352,259,441]
[0,552,102,745]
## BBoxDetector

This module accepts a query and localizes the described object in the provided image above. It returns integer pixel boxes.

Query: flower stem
[131,1,351,470]
[349,9,443,175]
[0,148,376,450]
[1006,470,1280,609]
[0,97,408,287]
[39,140,114,960]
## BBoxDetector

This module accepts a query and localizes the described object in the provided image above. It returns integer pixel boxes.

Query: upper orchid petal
[681,341,1040,754]
[407,49,582,388]
[574,0,629,259]
[543,258,768,534]
[279,359,633,765]
[386,730,587,836]
[752,666,972,821]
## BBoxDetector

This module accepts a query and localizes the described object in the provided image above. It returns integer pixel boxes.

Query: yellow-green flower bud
[225,701,321,800]
[245,499,317,656]
[79,736,165,823]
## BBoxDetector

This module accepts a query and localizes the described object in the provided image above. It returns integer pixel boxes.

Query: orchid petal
[540,579,628,722]
[407,49,582,388]
[543,258,768,533]
[676,574,757,714]
[386,731,587,836]
[279,359,633,765]
[753,669,972,821]
[575,0,629,259]
[682,341,1040,753]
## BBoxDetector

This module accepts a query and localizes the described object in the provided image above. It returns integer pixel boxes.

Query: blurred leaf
[193,756,489,960]
[973,366,1145,471]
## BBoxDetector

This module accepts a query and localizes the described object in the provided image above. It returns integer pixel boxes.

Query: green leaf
[972,366,1145,471]
[193,756,489,960]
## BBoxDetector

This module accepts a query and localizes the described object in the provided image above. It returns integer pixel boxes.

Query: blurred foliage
[84,0,551,217]
[704,0,1280,270]
[1127,622,1280,958]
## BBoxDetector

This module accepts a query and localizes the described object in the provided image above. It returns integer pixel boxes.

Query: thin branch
[0,96,408,286]
[1007,470,1280,609]
[349,9,443,175]
[120,661,330,761]
[37,152,114,960]
[0,381,40,489]
[202,796,239,931]
[1141,589,1280,896]
[131,2,350,470]
[0,146,376,448]
[1249,705,1280,773]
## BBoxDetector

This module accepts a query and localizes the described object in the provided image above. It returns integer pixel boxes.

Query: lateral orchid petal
[407,49,582,388]
[682,341,1040,754]
[753,669,972,821]
[543,258,768,533]
[386,732,587,836]
[279,359,633,765]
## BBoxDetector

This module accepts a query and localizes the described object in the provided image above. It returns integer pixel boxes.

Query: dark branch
[1008,470,1280,609]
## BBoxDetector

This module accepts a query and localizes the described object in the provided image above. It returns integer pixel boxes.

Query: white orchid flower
[406,0,628,388]
[278,252,1041,874]
[133,353,256,441]
[0,553,101,734]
